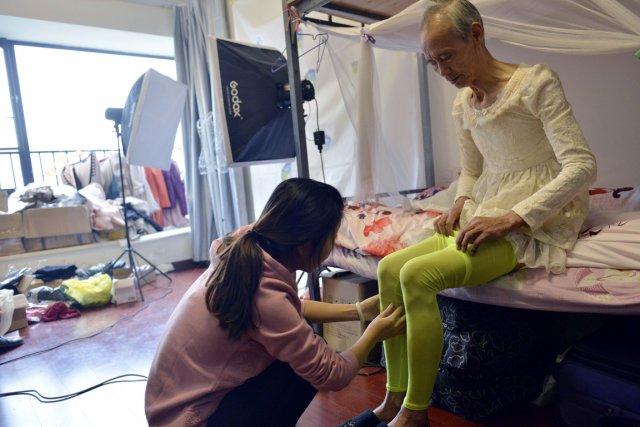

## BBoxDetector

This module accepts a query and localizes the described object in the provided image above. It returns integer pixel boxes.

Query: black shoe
[338,410,387,427]
[0,335,24,353]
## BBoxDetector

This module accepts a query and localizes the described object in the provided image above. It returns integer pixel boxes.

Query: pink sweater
[145,240,359,426]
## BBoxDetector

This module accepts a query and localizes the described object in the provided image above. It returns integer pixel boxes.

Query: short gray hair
[421,0,484,42]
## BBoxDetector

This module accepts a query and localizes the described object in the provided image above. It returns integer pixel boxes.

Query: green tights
[378,233,517,410]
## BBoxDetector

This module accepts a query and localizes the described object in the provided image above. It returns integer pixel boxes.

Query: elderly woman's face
[421,14,480,88]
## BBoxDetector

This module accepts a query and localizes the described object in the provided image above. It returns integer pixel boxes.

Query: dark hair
[205,178,344,340]
[421,0,483,42]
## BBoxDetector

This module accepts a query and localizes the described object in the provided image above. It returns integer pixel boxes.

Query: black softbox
[209,37,295,167]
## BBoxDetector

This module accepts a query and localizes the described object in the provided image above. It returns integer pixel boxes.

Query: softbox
[209,37,295,167]
[122,68,187,170]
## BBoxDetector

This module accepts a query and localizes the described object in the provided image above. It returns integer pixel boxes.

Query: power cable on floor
[0,282,173,367]
[0,374,148,403]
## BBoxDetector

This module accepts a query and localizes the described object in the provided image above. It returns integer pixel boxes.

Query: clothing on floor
[28,286,69,303]
[60,274,112,308]
[75,260,126,280]
[41,302,81,322]
[378,232,517,410]
[0,268,30,293]
[145,232,358,427]
[206,360,317,427]
[34,265,77,282]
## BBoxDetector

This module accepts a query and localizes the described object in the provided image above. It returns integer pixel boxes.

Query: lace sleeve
[453,91,483,201]
[512,65,596,231]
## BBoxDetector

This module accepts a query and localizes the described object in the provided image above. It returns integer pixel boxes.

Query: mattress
[328,185,640,314]
[325,246,640,314]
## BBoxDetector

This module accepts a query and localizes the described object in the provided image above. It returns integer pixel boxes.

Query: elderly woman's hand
[456,211,526,254]
[435,196,469,236]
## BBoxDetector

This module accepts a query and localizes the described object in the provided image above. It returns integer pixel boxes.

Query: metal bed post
[417,55,435,187]
[283,1,333,179]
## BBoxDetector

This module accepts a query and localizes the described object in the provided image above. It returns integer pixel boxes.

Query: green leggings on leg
[378,233,517,410]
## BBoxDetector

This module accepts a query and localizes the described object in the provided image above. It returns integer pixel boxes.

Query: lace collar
[463,63,531,125]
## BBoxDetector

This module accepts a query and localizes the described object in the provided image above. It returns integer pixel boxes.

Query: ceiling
[296,0,417,23]
[120,0,185,8]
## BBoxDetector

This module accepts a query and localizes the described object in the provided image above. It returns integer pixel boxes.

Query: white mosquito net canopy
[307,0,640,202]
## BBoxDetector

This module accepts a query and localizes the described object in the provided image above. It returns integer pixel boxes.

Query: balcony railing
[0,148,118,192]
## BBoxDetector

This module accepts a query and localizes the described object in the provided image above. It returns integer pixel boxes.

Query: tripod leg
[128,250,145,302]
[131,249,173,283]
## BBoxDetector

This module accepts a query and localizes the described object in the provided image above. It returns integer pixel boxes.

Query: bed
[319,185,640,315]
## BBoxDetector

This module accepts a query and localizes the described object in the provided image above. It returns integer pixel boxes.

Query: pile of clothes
[0,261,126,326]
[61,152,188,230]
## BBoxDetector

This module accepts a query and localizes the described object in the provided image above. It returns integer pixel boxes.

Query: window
[0,41,184,191]
[0,47,23,190]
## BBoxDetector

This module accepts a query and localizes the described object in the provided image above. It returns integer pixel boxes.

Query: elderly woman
[346,1,597,426]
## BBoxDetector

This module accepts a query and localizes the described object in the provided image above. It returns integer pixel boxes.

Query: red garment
[41,302,81,322]
[145,168,171,226]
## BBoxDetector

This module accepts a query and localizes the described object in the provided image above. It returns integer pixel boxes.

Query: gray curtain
[174,0,249,261]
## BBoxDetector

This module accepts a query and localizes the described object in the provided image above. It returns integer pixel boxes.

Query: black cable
[0,284,173,367]
[0,374,148,403]
[319,151,327,183]
[314,98,327,183]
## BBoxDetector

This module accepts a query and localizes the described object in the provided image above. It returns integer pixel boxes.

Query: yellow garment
[378,233,517,410]
[61,274,113,307]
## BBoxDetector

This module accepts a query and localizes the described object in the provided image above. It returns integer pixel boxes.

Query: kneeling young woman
[145,178,405,427]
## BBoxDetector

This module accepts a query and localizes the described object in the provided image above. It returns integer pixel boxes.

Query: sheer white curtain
[174,0,249,261]
[311,0,640,202]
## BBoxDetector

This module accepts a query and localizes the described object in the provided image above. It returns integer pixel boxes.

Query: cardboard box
[322,272,380,360]
[0,190,7,212]
[23,205,91,238]
[8,294,28,333]
[23,233,94,252]
[111,268,138,305]
[0,238,25,256]
[0,213,24,239]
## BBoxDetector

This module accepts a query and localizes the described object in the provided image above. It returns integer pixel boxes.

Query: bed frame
[282,0,434,187]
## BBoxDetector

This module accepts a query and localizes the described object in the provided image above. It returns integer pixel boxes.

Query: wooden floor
[0,268,561,427]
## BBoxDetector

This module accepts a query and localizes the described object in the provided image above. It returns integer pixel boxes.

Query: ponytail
[205,232,263,340]
[204,178,344,340]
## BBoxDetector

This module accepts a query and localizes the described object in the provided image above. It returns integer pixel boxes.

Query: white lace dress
[453,63,597,273]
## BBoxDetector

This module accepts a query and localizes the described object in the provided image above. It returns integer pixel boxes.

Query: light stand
[105,108,172,302]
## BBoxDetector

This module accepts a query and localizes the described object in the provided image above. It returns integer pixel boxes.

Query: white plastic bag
[0,289,15,337]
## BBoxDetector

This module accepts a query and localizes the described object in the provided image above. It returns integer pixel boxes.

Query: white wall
[429,40,640,188]
[0,0,175,56]
[0,0,173,36]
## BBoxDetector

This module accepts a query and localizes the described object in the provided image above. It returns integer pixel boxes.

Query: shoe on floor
[338,409,387,427]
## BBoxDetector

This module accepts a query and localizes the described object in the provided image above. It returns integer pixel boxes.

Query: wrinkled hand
[456,211,525,254]
[359,295,380,321]
[435,196,469,236]
[368,304,405,342]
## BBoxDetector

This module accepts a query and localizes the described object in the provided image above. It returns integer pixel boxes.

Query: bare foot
[373,391,405,424]
[388,406,429,427]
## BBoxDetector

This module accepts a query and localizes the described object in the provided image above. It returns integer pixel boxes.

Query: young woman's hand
[358,295,380,321]
[367,304,405,342]
[435,196,469,236]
